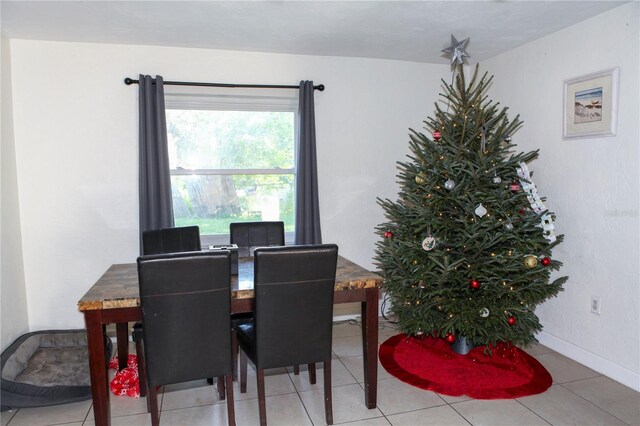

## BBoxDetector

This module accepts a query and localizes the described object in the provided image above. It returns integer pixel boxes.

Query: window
[165,90,297,244]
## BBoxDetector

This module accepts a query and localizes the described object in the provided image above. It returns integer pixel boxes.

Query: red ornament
[508,316,517,325]
[445,332,456,343]
[470,279,480,289]
[384,231,394,239]
[541,257,551,266]
[432,130,442,141]
[509,182,521,192]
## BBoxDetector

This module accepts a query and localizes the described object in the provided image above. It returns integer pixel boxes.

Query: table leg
[116,322,129,370]
[361,287,379,409]
[85,310,110,426]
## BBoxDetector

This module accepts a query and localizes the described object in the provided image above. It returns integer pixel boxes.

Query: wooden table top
[78,255,382,311]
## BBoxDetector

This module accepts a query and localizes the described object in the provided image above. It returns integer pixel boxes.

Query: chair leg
[257,368,267,426]
[135,335,147,398]
[239,349,248,393]
[293,365,300,375]
[308,363,316,384]
[231,329,239,381]
[148,384,160,426]
[225,374,236,426]
[323,360,333,425]
[217,376,226,400]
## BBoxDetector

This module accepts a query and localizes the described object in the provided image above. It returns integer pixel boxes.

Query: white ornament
[480,308,490,318]
[422,236,436,251]
[474,203,487,217]
[492,175,502,184]
[444,179,456,190]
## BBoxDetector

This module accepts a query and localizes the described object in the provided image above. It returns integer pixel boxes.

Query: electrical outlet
[591,296,601,315]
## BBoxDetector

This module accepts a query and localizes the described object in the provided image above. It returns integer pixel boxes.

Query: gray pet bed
[1,329,112,411]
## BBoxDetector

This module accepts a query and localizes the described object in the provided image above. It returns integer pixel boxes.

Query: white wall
[8,39,444,329]
[1,35,29,350]
[483,3,639,390]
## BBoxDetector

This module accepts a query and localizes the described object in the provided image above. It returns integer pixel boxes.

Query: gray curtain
[139,74,174,244]
[294,81,322,244]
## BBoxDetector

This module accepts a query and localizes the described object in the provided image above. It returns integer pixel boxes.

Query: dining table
[78,254,383,426]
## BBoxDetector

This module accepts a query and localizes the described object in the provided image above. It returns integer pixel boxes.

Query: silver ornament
[441,35,470,65]
[504,222,514,231]
[505,137,512,143]
[480,308,490,318]
[492,176,502,184]
[422,236,436,251]
[444,179,456,190]
[474,203,487,217]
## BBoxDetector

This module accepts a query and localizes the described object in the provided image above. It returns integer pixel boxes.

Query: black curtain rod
[124,77,324,91]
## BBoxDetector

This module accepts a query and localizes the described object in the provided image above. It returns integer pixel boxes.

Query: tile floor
[2,320,638,426]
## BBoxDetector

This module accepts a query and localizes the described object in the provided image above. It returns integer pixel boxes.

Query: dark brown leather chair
[229,221,286,378]
[137,251,235,426]
[237,244,338,425]
[229,221,285,257]
[141,225,201,255]
[135,226,202,395]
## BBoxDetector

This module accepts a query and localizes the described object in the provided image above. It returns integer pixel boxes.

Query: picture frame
[563,67,619,139]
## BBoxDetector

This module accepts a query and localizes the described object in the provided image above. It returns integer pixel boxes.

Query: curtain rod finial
[315,84,325,91]
[124,77,135,85]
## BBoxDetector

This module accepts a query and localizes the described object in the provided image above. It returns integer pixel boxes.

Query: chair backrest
[142,226,201,255]
[137,251,232,387]
[230,221,285,257]
[253,244,338,369]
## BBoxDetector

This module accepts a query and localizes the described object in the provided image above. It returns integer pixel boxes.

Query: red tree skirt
[379,334,552,399]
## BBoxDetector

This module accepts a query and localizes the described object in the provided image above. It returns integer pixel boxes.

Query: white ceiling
[0,1,627,64]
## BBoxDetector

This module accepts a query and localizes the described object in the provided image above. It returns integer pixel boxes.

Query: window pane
[171,174,294,235]
[167,110,294,170]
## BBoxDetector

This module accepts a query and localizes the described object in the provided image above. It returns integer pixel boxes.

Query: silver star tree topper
[441,35,470,65]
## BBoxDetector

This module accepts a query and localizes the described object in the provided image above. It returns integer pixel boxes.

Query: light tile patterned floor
[2,320,638,426]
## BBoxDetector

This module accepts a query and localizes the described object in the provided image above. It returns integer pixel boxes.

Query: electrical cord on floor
[380,292,398,324]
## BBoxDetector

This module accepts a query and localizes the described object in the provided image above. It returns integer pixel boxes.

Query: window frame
[165,88,298,246]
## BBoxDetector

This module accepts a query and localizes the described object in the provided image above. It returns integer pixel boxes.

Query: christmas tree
[375,63,568,351]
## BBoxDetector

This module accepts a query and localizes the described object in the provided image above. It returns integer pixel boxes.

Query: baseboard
[536,331,640,391]
[333,314,360,322]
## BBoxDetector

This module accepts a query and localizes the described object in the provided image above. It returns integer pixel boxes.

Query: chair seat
[231,313,252,329]
[236,322,256,361]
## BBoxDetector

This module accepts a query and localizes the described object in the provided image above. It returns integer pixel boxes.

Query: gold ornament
[523,255,538,268]
[415,173,426,185]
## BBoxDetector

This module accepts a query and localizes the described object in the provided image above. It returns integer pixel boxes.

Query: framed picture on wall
[563,68,619,139]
